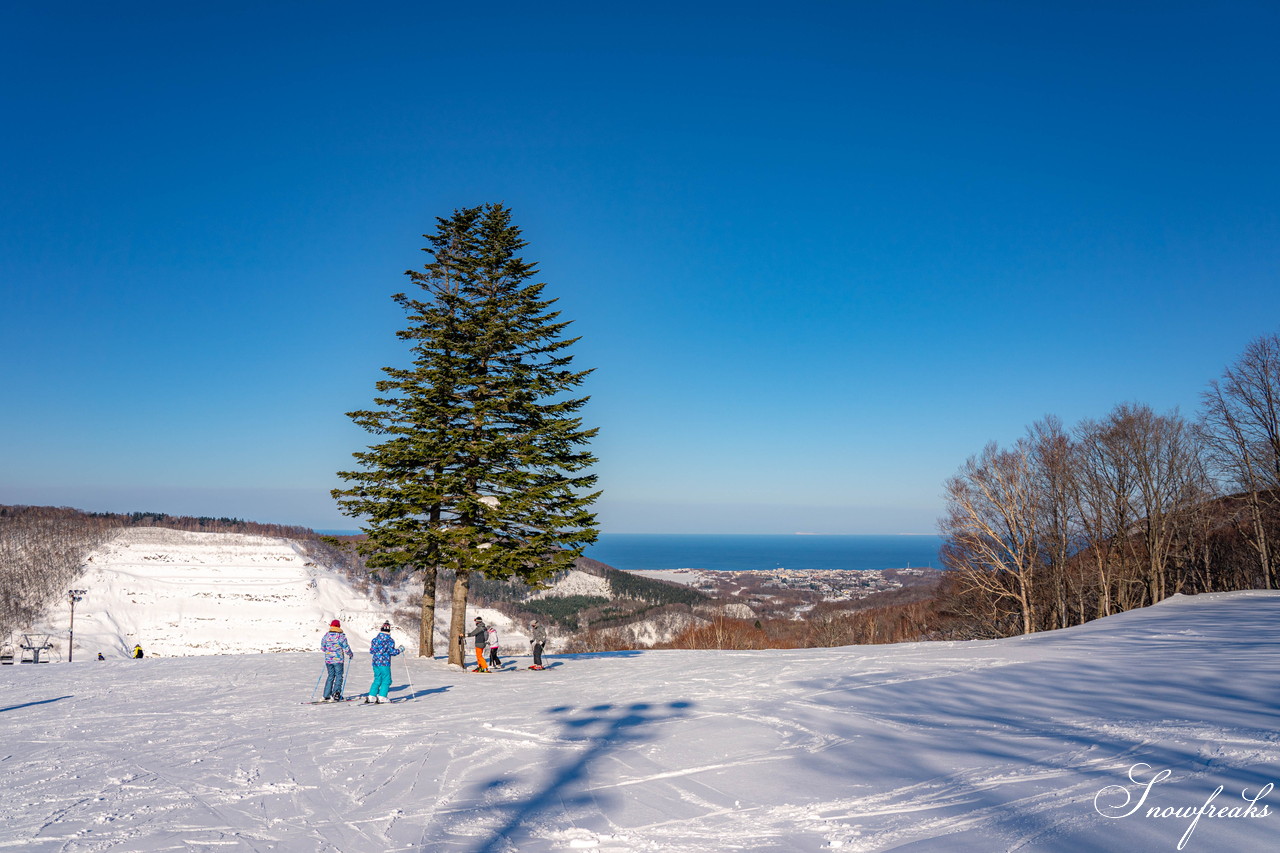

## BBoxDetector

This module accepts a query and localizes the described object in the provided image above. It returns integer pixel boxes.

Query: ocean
[315,531,946,574]
[583,534,944,574]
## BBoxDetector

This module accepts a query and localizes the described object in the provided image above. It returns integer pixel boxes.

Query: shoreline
[622,565,941,590]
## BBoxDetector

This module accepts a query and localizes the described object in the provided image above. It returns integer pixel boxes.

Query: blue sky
[2,2,1277,534]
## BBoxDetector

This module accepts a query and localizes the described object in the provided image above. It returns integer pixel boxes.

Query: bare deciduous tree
[1073,415,1140,617]
[1104,404,1205,605]
[940,441,1041,635]
[1201,333,1280,589]
[1028,416,1079,630]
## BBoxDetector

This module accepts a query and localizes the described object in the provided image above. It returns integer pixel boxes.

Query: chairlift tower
[19,634,55,664]
[68,589,87,663]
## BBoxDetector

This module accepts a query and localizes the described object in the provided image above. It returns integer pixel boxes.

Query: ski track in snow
[4,591,1280,851]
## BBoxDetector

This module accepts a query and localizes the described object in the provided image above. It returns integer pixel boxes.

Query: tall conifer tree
[333,204,600,663]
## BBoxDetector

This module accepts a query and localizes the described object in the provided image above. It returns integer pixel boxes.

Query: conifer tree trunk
[419,502,443,657]
[448,570,471,666]
[419,567,436,657]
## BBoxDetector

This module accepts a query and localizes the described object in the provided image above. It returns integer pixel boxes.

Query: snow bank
[4,591,1279,851]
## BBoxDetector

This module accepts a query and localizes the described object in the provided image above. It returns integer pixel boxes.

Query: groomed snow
[4,591,1279,851]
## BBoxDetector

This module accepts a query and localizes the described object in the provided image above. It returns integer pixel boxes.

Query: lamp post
[67,589,86,663]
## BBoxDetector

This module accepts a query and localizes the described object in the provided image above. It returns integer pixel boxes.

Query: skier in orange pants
[460,617,490,672]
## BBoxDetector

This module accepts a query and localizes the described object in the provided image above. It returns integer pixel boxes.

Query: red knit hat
[330,619,341,628]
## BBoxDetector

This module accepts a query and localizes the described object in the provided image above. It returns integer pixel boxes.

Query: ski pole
[340,656,352,699]
[402,648,414,697]
[309,672,323,703]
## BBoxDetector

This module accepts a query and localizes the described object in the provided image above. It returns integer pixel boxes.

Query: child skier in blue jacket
[364,622,403,704]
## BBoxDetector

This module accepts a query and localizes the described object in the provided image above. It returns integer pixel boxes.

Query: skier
[459,617,489,672]
[132,644,144,659]
[486,624,502,669]
[97,652,105,661]
[364,621,403,704]
[320,619,353,701]
[529,620,547,670]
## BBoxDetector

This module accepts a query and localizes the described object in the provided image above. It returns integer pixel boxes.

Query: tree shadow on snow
[391,684,451,700]
[560,650,644,660]
[787,647,1280,849]
[461,699,695,853]
[0,695,73,714]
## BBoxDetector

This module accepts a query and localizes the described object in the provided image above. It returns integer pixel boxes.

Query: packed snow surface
[4,592,1280,851]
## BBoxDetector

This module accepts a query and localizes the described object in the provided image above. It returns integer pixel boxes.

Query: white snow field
[3,591,1279,852]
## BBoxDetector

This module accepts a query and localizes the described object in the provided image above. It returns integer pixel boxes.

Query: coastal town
[743,566,936,599]
[628,565,942,606]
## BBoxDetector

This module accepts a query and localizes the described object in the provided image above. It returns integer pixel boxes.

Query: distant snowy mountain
[30,527,531,659]
[4,591,1279,851]
[28,527,396,657]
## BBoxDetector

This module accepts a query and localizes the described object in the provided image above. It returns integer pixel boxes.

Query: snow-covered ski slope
[37,527,411,658]
[3,591,1279,852]
[33,527,565,660]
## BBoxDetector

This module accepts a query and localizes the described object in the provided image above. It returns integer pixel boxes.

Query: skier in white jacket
[486,625,502,669]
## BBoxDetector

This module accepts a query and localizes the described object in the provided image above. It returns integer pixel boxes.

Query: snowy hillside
[530,568,611,599]
[25,527,568,661]
[25,527,417,658]
[4,591,1279,851]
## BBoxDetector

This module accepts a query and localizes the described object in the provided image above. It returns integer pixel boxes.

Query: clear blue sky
[2,2,1277,534]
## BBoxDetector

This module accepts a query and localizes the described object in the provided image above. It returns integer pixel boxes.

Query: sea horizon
[316,530,938,537]
[313,530,947,574]
[584,533,945,574]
